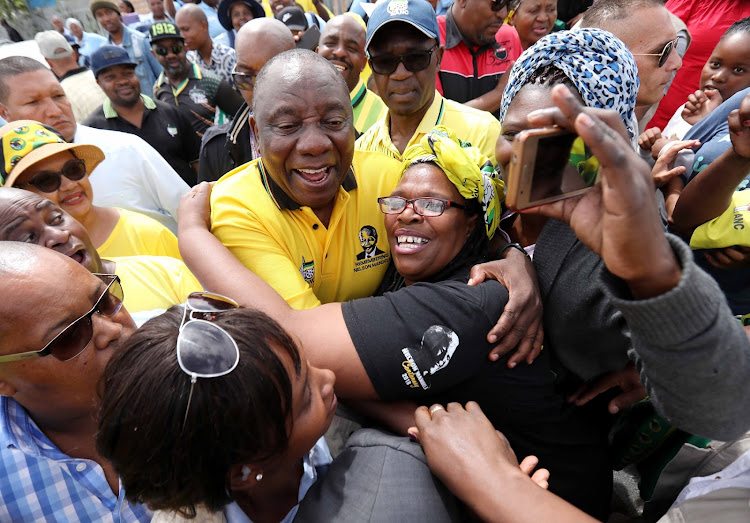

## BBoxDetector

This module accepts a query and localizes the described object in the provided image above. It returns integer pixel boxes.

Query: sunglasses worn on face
[378,196,465,217]
[632,38,679,68]
[0,274,123,364]
[369,44,439,75]
[17,158,86,193]
[153,44,184,56]
[491,0,510,12]
[231,66,256,91]
[177,292,240,429]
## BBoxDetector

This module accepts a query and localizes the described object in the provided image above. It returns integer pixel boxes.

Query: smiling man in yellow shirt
[210,50,397,309]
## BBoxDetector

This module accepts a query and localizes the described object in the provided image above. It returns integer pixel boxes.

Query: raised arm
[179,183,376,399]
[523,85,750,440]
[671,91,750,237]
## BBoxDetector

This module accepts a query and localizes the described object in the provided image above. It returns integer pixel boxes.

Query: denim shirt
[111,25,162,96]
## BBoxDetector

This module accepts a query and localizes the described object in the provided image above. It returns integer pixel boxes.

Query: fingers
[608,388,648,414]
[567,372,622,407]
[467,265,488,287]
[530,468,551,490]
[518,455,539,476]
[504,320,544,367]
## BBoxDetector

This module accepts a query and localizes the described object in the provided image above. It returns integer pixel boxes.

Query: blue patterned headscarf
[499,28,640,141]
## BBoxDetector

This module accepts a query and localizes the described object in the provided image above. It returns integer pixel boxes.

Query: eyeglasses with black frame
[632,37,679,68]
[378,196,465,217]
[17,158,87,193]
[491,0,511,12]
[369,44,439,76]
[177,292,241,429]
[153,44,184,56]
[0,274,123,364]
[231,65,256,91]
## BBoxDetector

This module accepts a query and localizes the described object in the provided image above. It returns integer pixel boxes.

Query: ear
[0,103,9,120]
[228,463,263,491]
[435,45,445,68]
[0,378,17,398]
[249,114,260,148]
[150,48,157,59]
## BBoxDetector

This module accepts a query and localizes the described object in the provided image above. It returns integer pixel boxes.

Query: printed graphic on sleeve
[299,256,315,284]
[401,325,459,390]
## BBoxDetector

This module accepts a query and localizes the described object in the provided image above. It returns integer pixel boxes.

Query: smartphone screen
[528,134,599,202]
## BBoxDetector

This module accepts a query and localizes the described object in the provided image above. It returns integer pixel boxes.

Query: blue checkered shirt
[0,397,151,522]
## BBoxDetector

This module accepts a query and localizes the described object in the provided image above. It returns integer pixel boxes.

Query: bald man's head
[176,4,210,51]
[176,3,207,23]
[253,49,349,116]
[233,18,295,106]
[317,15,366,92]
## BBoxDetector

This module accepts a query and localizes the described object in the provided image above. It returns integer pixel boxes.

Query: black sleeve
[342,280,508,401]
[81,106,106,128]
[215,79,244,118]
[177,109,201,163]
[197,125,232,183]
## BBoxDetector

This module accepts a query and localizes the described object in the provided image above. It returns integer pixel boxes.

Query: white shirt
[74,125,189,232]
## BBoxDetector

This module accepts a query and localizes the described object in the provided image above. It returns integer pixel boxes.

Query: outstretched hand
[409,402,550,493]
[520,85,681,299]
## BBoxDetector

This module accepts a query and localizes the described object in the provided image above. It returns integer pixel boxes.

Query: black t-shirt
[84,99,201,186]
[342,268,612,519]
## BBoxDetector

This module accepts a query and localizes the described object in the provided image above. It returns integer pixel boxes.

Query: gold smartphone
[505,127,600,211]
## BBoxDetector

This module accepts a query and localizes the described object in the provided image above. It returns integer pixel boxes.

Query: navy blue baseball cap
[90,45,136,78]
[365,0,439,52]
[217,0,265,31]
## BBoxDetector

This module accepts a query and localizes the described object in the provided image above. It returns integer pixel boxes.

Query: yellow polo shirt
[210,157,398,310]
[97,208,181,260]
[351,78,387,136]
[113,256,202,313]
[356,92,501,166]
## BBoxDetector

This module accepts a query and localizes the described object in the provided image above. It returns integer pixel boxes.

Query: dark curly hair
[96,306,301,517]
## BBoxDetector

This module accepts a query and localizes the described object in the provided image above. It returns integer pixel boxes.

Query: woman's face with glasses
[16,150,95,224]
[383,163,476,286]
[0,250,134,420]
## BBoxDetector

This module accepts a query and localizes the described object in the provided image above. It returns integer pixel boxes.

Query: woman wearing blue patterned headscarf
[499,28,640,141]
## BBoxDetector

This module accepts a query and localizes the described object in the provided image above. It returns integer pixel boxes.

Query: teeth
[397,235,429,246]
[297,167,328,174]
[334,64,345,71]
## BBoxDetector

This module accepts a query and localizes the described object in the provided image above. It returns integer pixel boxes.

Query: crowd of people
[0,0,750,521]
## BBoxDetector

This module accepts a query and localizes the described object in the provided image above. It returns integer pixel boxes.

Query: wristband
[497,242,530,260]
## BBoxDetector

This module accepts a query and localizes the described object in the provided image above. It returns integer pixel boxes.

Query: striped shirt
[0,397,151,522]
[350,78,386,136]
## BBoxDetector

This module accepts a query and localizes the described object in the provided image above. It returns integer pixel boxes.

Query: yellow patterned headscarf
[401,126,505,239]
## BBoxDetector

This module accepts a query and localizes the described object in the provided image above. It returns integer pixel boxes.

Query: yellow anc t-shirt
[210,156,399,310]
[97,208,181,260]
[691,190,750,249]
[356,92,501,167]
[112,256,202,313]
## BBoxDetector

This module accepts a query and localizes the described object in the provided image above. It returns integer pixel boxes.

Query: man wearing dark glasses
[151,21,243,139]
[581,0,682,121]
[85,45,202,186]
[437,0,522,117]
[0,186,201,316]
[356,0,501,175]
[197,18,295,183]
[0,243,150,521]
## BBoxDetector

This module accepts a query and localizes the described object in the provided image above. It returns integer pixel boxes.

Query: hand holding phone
[505,127,600,211]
